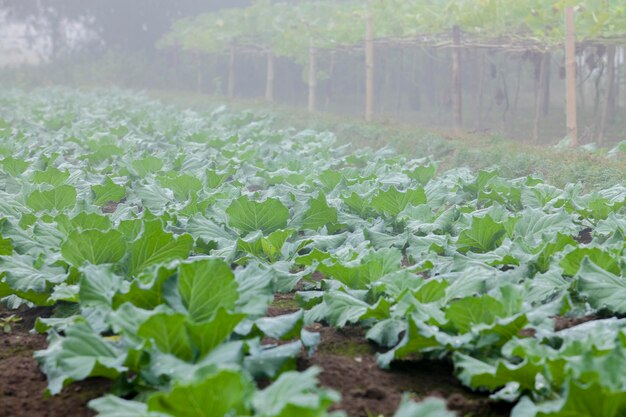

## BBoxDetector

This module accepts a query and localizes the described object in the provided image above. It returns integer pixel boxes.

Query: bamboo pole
[228,46,236,98]
[308,37,317,113]
[599,45,616,145]
[452,25,463,131]
[565,7,578,146]
[265,52,275,102]
[533,52,548,142]
[476,49,486,131]
[365,5,375,122]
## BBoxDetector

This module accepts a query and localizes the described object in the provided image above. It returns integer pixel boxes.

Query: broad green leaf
[576,258,626,313]
[186,308,245,357]
[61,229,126,266]
[1,156,28,176]
[159,173,202,200]
[92,177,126,206]
[560,247,621,276]
[89,396,170,417]
[300,194,338,230]
[138,312,194,361]
[370,186,427,216]
[147,369,254,417]
[457,214,507,253]
[132,156,163,176]
[253,367,339,417]
[0,253,66,293]
[394,395,455,417]
[35,323,126,395]
[27,185,77,212]
[178,258,239,322]
[445,295,505,333]
[33,166,70,186]
[226,196,289,234]
[129,220,193,276]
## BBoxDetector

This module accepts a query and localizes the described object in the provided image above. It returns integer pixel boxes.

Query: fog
[0,0,625,147]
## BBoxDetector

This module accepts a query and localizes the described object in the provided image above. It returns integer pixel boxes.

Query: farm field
[0,88,625,417]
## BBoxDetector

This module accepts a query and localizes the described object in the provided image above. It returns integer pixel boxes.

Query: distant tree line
[0,0,250,59]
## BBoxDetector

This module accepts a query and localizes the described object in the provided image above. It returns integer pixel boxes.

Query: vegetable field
[0,88,625,417]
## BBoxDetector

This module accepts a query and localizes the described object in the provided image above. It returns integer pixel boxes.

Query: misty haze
[0,2,625,417]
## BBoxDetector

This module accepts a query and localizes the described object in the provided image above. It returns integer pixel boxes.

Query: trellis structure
[158,0,626,146]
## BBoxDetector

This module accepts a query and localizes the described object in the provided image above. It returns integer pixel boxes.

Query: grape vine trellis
[159,0,626,145]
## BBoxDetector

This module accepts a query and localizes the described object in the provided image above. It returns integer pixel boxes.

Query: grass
[149,90,625,191]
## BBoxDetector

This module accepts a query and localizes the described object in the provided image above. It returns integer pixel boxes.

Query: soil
[574,227,593,244]
[300,323,512,417]
[553,314,600,331]
[0,305,110,417]
[1,291,511,417]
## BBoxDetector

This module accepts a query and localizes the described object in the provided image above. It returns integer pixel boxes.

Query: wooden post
[543,52,552,115]
[365,5,375,122]
[452,25,463,132]
[196,52,203,92]
[533,51,549,142]
[599,45,616,145]
[476,49,486,131]
[265,52,275,102]
[325,51,336,110]
[565,7,578,146]
[228,46,236,98]
[308,37,317,113]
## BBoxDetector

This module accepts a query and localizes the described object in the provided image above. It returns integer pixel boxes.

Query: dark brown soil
[267,293,300,317]
[553,314,600,331]
[0,305,110,417]
[574,227,593,244]
[301,323,511,417]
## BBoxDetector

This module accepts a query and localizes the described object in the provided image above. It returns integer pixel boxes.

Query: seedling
[1,315,22,333]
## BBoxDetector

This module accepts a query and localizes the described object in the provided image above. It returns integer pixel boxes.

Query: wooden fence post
[533,51,549,142]
[452,25,463,132]
[599,45,616,145]
[365,5,375,122]
[228,46,236,98]
[265,52,275,102]
[308,37,317,113]
[565,7,578,146]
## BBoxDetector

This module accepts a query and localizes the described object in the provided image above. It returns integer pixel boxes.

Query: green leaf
[159,173,203,200]
[89,396,170,417]
[253,367,339,417]
[79,264,123,308]
[35,323,126,395]
[27,185,77,212]
[370,186,427,216]
[406,164,437,186]
[445,295,506,333]
[61,229,126,266]
[178,258,239,322]
[300,194,338,230]
[576,258,626,313]
[1,156,29,176]
[394,395,455,417]
[132,156,163,176]
[147,369,254,417]
[561,247,621,276]
[255,310,304,340]
[33,166,70,186]
[129,220,193,276]
[226,196,289,235]
[0,253,66,293]
[138,312,194,361]
[92,177,126,206]
[457,214,507,253]
[186,308,245,357]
